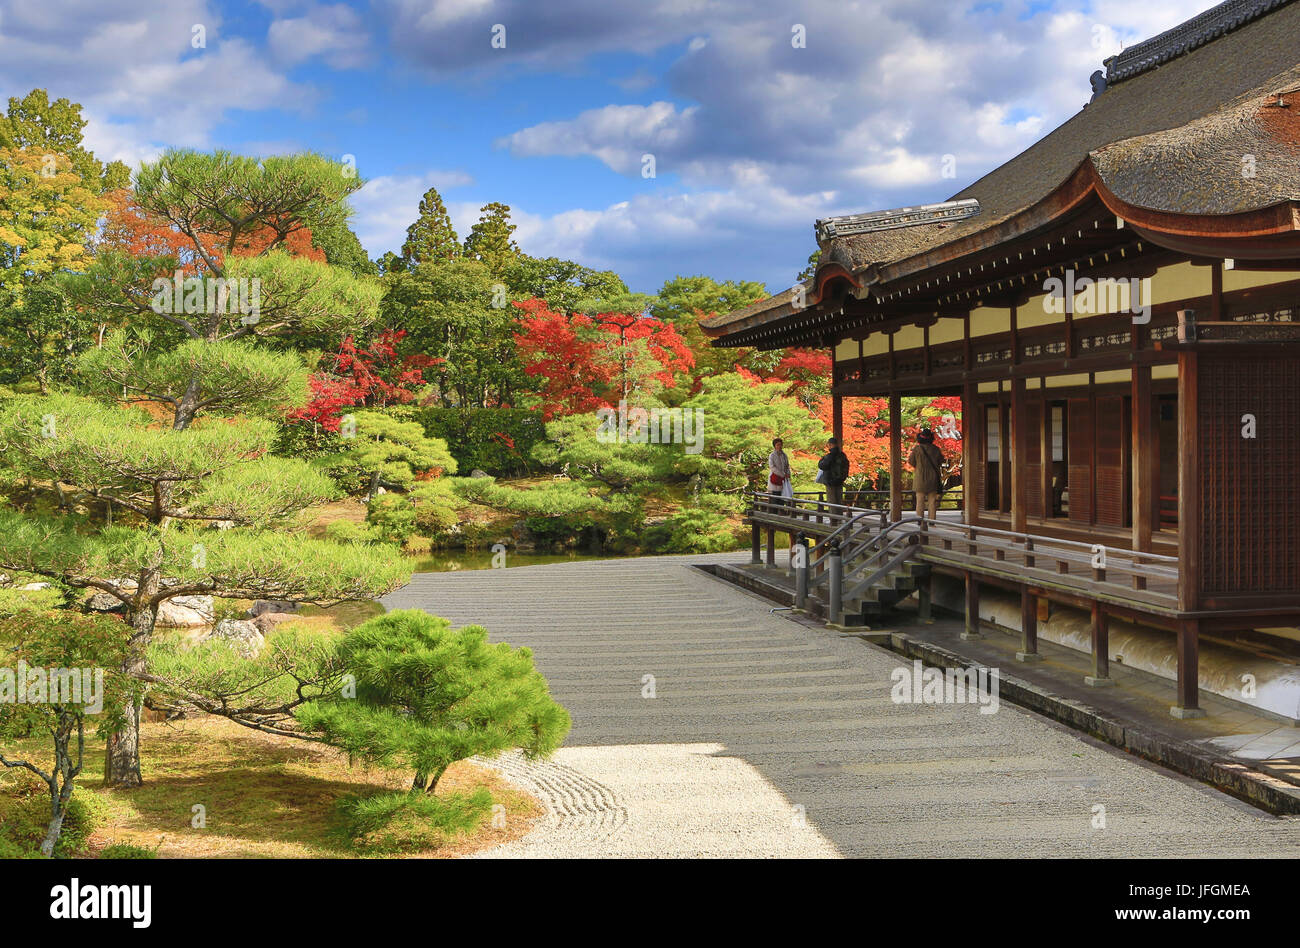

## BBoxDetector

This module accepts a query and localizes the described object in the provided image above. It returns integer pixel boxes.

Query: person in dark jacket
[908,427,944,520]
[817,437,850,505]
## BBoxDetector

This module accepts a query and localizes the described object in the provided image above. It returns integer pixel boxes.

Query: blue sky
[0,0,1212,293]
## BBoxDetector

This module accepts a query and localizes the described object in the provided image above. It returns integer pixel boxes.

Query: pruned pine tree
[0,393,411,787]
[297,610,571,793]
[340,409,457,501]
[65,150,380,431]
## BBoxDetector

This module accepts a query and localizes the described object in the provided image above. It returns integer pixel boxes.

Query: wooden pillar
[963,382,977,526]
[1085,602,1114,685]
[751,523,761,564]
[1132,364,1154,553]
[889,390,903,521]
[999,396,1010,513]
[1010,376,1028,533]
[1172,619,1204,717]
[765,527,776,567]
[1017,588,1041,661]
[1040,387,1053,519]
[1177,350,1200,613]
[1088,374,1098,527]
[831,392,845,507]
[1210,262,1223,321]
[962,570,981,639]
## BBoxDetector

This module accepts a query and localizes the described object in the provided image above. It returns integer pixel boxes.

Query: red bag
[770,474,785,486]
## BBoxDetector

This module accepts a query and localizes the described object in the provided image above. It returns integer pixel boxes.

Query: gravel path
[385,553,1300,858]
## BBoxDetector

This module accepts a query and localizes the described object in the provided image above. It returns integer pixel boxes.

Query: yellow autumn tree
[0,146,106,304]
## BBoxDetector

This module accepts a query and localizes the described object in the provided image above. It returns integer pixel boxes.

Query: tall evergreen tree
[462,202,519,274]
[400,186,459,267]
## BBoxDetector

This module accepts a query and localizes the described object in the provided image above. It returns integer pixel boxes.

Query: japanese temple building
[703,0,1300,717]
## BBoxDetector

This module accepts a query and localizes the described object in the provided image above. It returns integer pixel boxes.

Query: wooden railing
[911,519,1179,613]
[748,496,1181,619]
[748,492,885,536]
[793,489,964,511]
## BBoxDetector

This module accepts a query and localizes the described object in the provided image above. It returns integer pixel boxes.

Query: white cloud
[0,0,315,161]
[267,3,370,68]
[497,181,841,290]
[349,169,477,257]
[487,0,1220,233]
[500,102,699,176]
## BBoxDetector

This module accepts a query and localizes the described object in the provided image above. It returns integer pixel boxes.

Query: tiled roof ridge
[1105,0,1295,84]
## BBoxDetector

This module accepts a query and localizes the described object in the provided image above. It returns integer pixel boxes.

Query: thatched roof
[704,0,1300,335]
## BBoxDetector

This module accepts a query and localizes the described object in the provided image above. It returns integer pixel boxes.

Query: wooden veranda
[746,493,1208,713]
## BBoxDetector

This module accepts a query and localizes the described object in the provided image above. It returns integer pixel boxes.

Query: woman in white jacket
[767,438,793,501]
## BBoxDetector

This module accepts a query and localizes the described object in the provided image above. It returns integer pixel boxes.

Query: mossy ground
[0,716,543,859]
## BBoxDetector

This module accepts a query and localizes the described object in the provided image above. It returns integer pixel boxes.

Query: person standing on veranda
[908,427,944,520]
[817,437,850,506]
[767,438,793,502]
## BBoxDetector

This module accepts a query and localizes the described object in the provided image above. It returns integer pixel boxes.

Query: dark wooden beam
[1177,350,1200,612]
[1040,385,1053,521]
[963,382,978,527]
[889,390,903,521]
[1087,602,1112,684]
[1132,364,1154,553]
[1173,619,1203,716]
[1018,587,1040,661]
[963,570,981,639]
[1011,375,1028,533]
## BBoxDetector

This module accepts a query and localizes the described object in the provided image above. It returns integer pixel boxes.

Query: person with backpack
[908,427,945,520]
[817,437,850,505]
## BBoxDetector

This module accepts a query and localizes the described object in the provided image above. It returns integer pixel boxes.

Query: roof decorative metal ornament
[815,199,981,242]
[1103,0,1294,85]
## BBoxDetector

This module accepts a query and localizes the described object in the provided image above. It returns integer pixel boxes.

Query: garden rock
[251,612,298,634]
[155,595,215,628]
[204,619,265,657]
[86,593,125,612]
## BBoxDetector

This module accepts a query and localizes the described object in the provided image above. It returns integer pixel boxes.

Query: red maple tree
[513,299,695,420]
[289,330,436,432]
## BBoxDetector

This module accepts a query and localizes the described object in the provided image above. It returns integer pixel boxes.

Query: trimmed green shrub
[296,609,571,793]
[366,493,418,545]
[336,788,493,853]
[397,406,545,477]
[643,499,746,554]
[323,520,379,544]
[0,790,108,858]
[411,480,460,537]
[451,477,643,551]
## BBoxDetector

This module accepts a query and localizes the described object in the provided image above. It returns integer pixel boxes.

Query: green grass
[0,717,542,859]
